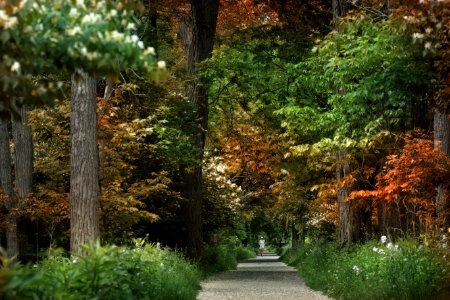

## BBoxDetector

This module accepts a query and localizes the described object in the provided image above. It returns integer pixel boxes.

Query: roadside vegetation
[1,1,449,299]
[281,237,449,300]
[1,239,255,300]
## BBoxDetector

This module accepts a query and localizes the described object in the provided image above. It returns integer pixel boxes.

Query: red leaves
[349,131,450,230]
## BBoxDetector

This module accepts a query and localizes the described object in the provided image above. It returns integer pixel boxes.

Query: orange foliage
[217,0,280,35]
[311,181,339,226]
[21,192,69,223]
[349,131,450,231]
[97,96,116,127]
[221,123,281,179]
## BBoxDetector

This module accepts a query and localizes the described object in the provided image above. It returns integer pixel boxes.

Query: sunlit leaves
[0,0,159,108]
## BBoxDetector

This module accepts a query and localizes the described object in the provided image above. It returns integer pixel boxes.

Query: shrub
[234,246,256,261]
[1,243,201,300]
[199,244,237,275]
[281,239,446,300]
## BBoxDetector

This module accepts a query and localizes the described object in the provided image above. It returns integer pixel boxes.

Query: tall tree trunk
[184,0,219,258]
[0,115,18,258]
[336,150,362,245]
[333,0,362,245]
[434,108,449,229]
[11,104,33,203]
[70,70,100,255]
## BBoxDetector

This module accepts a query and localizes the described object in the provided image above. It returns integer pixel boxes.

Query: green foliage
[234,245,257,261]
[0,0,160,108]
[281,239,447,300]
[199,244,237,275]
[199,242,256,276]
[1,242,201,300]
[278,15,432,148]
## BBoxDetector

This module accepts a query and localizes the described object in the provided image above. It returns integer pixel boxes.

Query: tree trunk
[11,104,33,202]
[332,0,349,21]
[70,70,100,255]
[336,149,362,245]
[184,0,219,258]
[434,108,449,229]
[333,1,362,245]
[0,115,18,258]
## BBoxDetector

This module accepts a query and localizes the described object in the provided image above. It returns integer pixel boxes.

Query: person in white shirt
[259,237,265,256]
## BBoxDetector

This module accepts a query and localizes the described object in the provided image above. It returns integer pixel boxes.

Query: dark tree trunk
[70,70,100,255]
[0,115,18,258]
[332,0,349,21]
[184,0,219,258]
[336,149,362,245]
[11,104,33,202]
[434,108,450,228]
[333,1,362,245]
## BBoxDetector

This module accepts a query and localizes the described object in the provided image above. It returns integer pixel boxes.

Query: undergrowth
[281,239,448,300]
[1,241,255,299]
[199,244,255,275]
[1,242,200,300]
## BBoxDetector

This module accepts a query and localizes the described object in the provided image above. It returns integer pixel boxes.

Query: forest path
[197,253,332,300]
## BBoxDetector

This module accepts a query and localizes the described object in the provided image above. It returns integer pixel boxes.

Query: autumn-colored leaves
[348,131,450,236]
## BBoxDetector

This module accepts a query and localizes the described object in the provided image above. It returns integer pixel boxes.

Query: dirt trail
[197,253,332,300]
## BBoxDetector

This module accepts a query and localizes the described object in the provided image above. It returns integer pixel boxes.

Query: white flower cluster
[352,265,360,275]
[372,247,385,254]
[373,235,398,254]
[11,61,21,73]
[412,32,424,41]
[0,9,18,29]
[81,12,101,24]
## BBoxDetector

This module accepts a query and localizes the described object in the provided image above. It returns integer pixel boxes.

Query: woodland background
[0,0,448,270]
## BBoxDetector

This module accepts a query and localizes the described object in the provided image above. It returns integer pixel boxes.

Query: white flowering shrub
[0,0,162,106]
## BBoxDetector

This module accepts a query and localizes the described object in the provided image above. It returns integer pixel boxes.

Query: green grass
[281,239,448,300]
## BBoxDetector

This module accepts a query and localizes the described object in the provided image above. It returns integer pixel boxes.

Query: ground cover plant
[0,239,255,299]
[281,238,448,300]
[1,242,201,300]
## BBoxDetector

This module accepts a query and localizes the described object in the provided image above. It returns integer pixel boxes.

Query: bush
[199,243,256,276]
[234,246,256,261]
[281,239,447,300]
[199,244,237,275]
[1,243,201,300]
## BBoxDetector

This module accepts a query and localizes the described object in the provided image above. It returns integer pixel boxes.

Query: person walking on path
[259,237,265,256]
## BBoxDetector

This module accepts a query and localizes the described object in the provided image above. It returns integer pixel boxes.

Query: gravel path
[197,253,332,300]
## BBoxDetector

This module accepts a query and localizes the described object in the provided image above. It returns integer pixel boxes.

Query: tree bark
[0,115,18,258]
[332,0,349,22]
[336,149,362,245]
[11,104,33,202]
[184,0,219,258]
[434,108,449,229]
[333,1,362,245]
[70,70,100,255]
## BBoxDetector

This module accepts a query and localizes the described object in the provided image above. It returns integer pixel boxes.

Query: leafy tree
[349,131,450,238]
[0,0,160,255]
